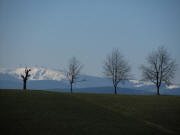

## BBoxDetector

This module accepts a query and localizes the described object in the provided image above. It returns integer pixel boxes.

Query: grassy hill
[0,89,180,135]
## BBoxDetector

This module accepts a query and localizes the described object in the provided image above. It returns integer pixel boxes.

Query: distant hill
[0,67,180,95]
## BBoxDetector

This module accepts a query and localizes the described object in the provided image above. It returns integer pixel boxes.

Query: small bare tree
[66,57,83,94]
[103,49,131,95]
[21,67,31,90]
[141,46,177,95]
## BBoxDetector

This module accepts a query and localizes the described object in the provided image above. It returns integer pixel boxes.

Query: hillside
[0,89,180,135]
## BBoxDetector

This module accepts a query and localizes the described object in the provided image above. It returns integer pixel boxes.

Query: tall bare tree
[66,57,83,94]
[141,46,177,95]
[103,49,131,95]
[21,67,31,90]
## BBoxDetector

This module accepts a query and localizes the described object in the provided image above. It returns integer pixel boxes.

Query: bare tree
[21,67,31,90]
[66,57,83,94]
[103,49,131,95]
[141,46,177,95]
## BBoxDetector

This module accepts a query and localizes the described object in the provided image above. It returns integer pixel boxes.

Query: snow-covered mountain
[0,67,180,95]
[0,67,66,81]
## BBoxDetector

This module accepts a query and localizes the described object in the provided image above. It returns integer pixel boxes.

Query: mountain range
[0,67,180,95]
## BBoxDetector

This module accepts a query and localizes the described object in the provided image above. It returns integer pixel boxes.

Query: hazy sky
[0,0,180,83]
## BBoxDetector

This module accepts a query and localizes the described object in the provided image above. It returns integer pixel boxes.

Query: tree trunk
[70,83,72,94]
[23,80,26,90]
[157,86,160,95]
[114,86,117,95]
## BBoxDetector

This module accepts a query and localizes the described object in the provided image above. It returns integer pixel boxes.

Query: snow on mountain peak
[0,67,66,81]
[0,67,179,90]
[167,85,180,89]
[129,80,153,87]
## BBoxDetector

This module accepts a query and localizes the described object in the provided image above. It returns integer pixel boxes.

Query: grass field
[0,89,180,135]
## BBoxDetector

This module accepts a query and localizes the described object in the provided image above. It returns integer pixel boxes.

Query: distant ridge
[0,67,180,95]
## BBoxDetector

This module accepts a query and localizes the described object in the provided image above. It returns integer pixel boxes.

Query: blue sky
[0,0,180,83]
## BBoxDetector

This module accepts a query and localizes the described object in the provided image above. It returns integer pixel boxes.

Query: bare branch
[141,46,177,95]
[21,67,31,90]
[65,57,83,93]
[103,48,131,94]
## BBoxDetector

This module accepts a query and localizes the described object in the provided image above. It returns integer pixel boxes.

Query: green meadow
[0,89,180,135]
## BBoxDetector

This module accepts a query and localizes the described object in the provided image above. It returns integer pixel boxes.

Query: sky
[0,0,180,83]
